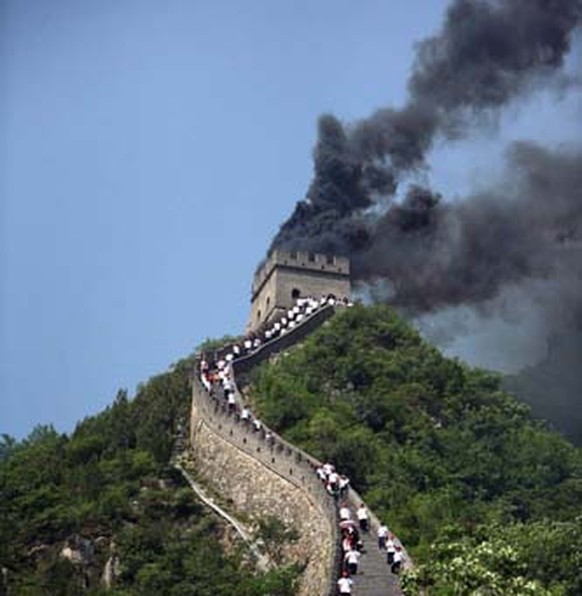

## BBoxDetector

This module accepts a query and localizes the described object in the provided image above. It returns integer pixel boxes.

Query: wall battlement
[252,250,350,297]
[190,373,339,596]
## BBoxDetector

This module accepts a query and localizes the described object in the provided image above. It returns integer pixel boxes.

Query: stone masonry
[248,250,350,332]
[190,377,338,596]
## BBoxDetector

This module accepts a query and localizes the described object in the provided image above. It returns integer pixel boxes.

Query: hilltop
[1,304,581,594]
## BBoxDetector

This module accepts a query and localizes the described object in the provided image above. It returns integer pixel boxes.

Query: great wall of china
[182,303,406,595]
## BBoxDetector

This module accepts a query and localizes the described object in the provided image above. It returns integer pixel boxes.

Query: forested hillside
[249,305,582,595]
[0,356,295,595]
[2,304,581,594]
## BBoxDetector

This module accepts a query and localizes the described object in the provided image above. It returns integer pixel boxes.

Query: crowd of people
[196,295,405,596]
[199,356,268,439]
[315,463,405,594]
[214,294,353,368]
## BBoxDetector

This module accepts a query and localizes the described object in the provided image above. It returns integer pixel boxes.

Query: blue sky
[1,0,580,439]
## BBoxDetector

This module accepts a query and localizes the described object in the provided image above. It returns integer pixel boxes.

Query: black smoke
[268,0,582,437]
[271,0,582,315]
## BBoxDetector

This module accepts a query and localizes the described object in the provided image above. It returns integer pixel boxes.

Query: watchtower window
[326,254,335,265]
[308,252,315,262]
[257,310,261,321]
[266,297,270,307]
[290,251,297,259]
[291,288,301,300]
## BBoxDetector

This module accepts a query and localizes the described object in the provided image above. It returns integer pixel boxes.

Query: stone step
[343,518,402,595]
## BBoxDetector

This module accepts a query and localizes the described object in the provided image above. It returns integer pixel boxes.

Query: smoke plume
[271,0,582,318]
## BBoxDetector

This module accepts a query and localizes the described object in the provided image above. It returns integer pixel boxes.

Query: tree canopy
[249,304,582,595]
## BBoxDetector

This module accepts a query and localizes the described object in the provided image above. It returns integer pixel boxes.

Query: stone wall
[190,377,339,596]
[248,250,350,332]
[232,304,336,378]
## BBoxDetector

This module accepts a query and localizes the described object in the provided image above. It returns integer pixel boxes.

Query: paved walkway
[344,503,403,596]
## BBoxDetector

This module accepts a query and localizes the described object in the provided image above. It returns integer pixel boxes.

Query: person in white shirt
[337,571,353,594]
[391,546,404,574]
[322,462,334,476]
[240,406,251,422]
[344,548,361,575]
[356,503,369,532]
[222,378,234,399]
[377,523,389,550]
[327,471,340,495]
[386,535,396,565]
[339,504,352,521]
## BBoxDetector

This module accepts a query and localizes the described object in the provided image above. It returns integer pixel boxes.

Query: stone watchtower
[248,249,350,332]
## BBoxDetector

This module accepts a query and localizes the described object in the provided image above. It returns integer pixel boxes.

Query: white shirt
[377,525,388,538]
[357,506,368,521]
[339,507,352,521]
[328,471,339,485]
[344,550,360,565]
[337,577,353,594]
[393,550,404,563]
[386,538,396,552]
[323,463,334,476]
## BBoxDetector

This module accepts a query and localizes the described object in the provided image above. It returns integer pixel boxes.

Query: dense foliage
[249,305,582,595]
[0,356,297,595]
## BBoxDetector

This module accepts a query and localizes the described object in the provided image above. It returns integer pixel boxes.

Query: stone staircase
[344,498,403,596]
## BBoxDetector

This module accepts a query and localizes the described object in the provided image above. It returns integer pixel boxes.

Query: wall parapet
[190,374,341,595]
[232,304,336,377]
